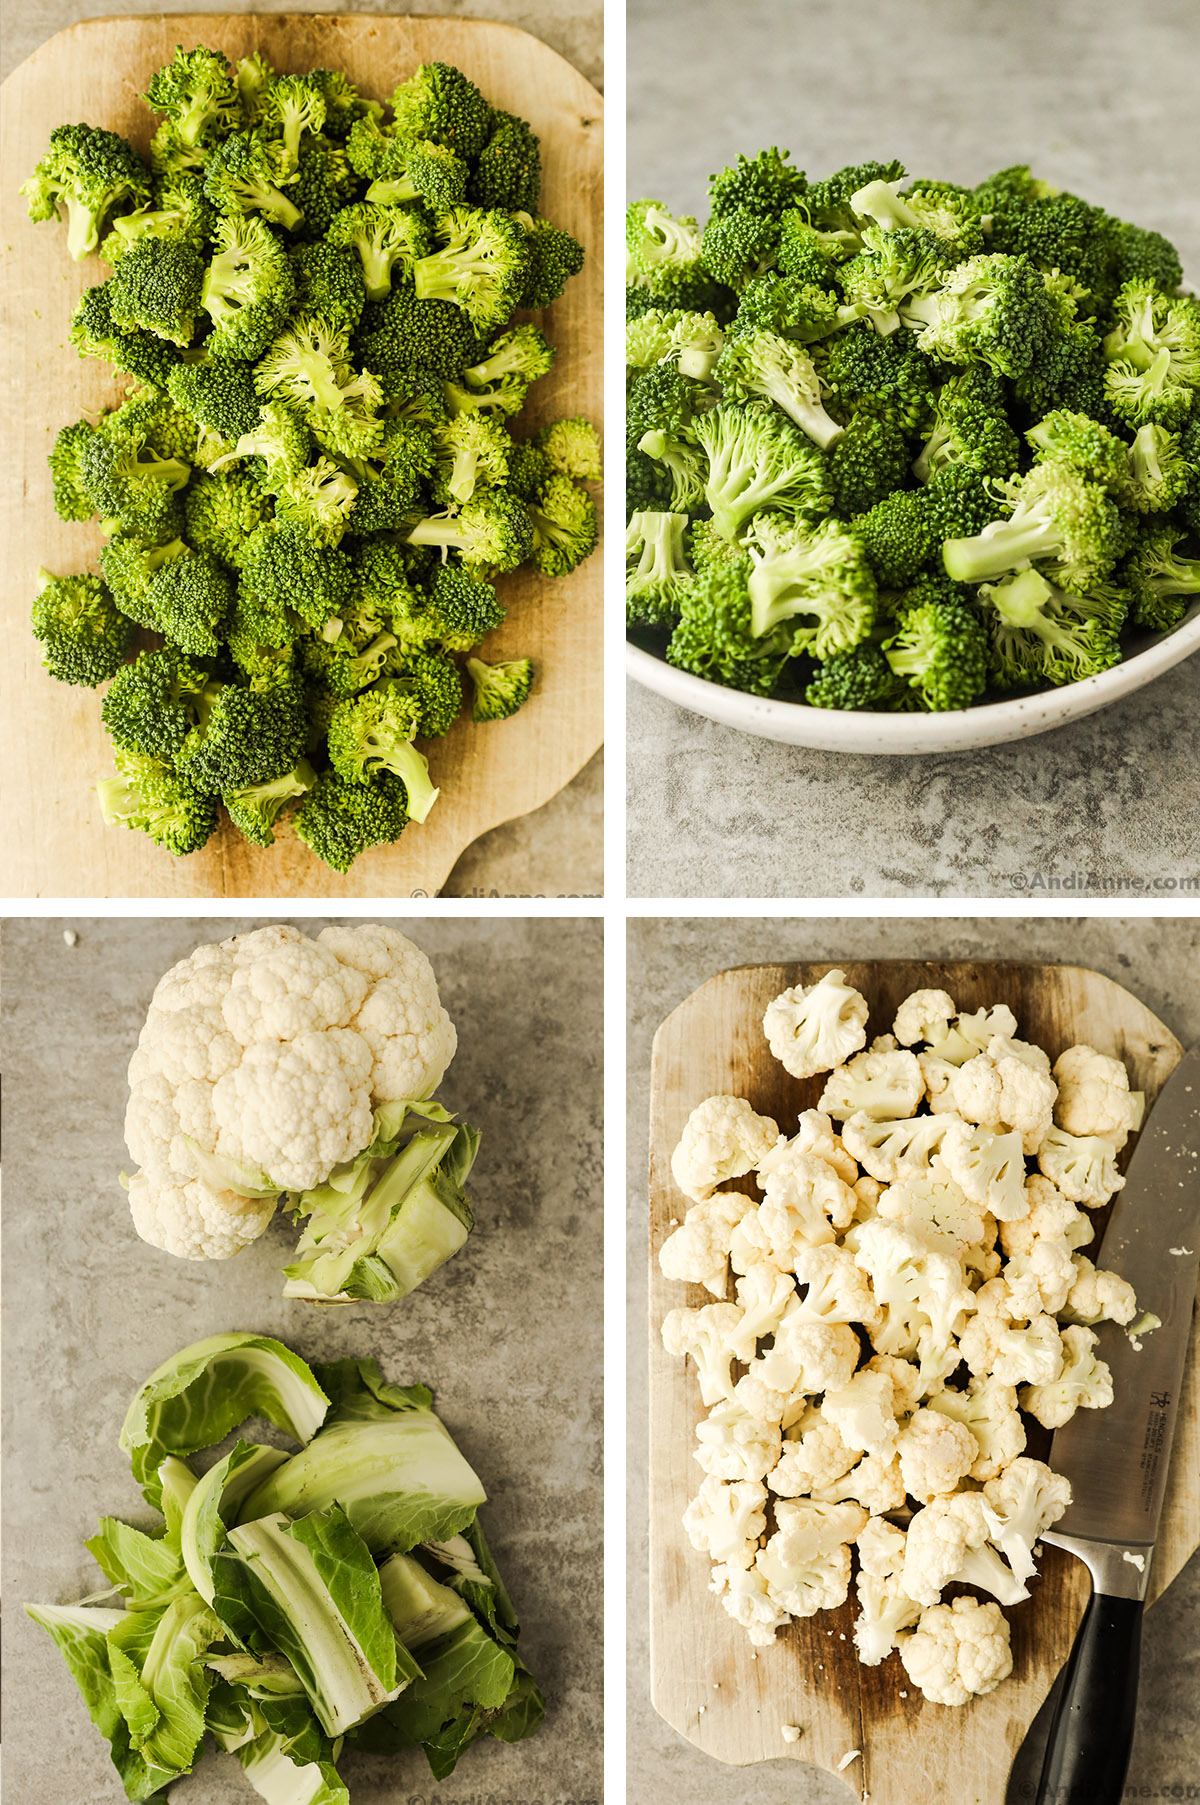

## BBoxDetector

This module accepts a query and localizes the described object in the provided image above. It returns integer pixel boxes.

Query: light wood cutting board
[648,960,1199,1805]
[0,14,602,898]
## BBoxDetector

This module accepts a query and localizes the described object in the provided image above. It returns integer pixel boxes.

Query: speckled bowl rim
[626,603,1200,754]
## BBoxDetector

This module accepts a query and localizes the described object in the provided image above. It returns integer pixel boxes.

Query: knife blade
[1030,1040,1200,1805]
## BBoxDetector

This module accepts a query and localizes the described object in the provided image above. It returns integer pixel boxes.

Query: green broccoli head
[534,415,601,481]
[744,512,878,655]
[1103,281,1200,430]
[883,584,989,710]
[1116,424,1191,515]
[701,207,781,293]
[829,407,911,516]
[288,239,366,333]
[32,568,134,687]
[626,510,693,632]
[353,290,481,395]
[223,758,315,845]
[288,135,359,237]
[425,563,506,650]
[326,201,431,303]
[804,639,906,711]
[978,566,1127,687]
[1024,407,1129,493]
[203,132,305,233]
[942,463,1125,593]
[292,767,409,871]
[98,536,190,631]
[141,548,235,655]
[22,123,151,259]
[259,73,328,170]
[513,213,585,310]
[431,413,511,507]
[465,654,534,723]
[388,650,465,736]
[627,200,707,297]
[667,560,792,696]
[200,213,297,358]
[853,487,938,590]
[469,111,541,213]
[708,148,806,221]
[168,355,265,448]
[527,473,598,578]
[693,401,834,540]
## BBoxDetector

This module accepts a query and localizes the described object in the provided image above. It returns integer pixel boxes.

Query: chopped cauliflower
[1002,1239,1077,1318]
[709,1561,790,1646]
[1037,1124,1126,1207]
[815,1451,907,1515]
[853,1518,921,1664]
[940,1120,1028,1220]
[754,1305,862,1397]
[842,1111,956,1183]
[792,1242,881,1329]
[670,1094,780,1203]
[1020,1325,1114,1429]
[982,1457,1071,1584]
[1053,1044,1145,1148]
[949,1052,1057,1154]
[770,1409,860,1496]
[927,1377,1026,1481]
[661,1303,743,1405]
[682,1475,768,1569]
[896,1409,977,1503]
[893,989,957,1049]
[694,1400,781,1482]
[1061,1255,1138,1327]
[902,1494,1028,1608]
[659,1192,752,1296]
[728,1261,796,1358]
[918,1052,960,1115]
[961,1306,1066,1388]
[863,1353,925,1419]
[999,1177,1094,1258]
[762,970,869,1079]
[823,1369,900,1459]
[819,1048,925,1123]
[791,1109,860,1185]
[757,1147,858,1253]
[900,1595,1013,1705]
[926,1003,1019,1068]
[876,1165,987,1255]
[756,1498,867,1616]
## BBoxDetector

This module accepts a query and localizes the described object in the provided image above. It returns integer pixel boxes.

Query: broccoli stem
[407,517,470,553]
[64,194,101,260]
[943,513,1060,583]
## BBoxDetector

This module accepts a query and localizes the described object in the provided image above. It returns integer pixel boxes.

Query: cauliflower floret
[763,970,869,1079]
[927,1377,1026,1482]
[959,1303,1066,1387]
[818,1048,925,1122]
[770,1409,860,1496]
[753,1306,861,1395]
[671,1095,780,1203]
[1061,1255,1138,1327]
[815,1451,907,1515]
[842,1111,958,1184]
[926,1003,1019,1068]
[853,1518,922,1665]
[876,1165,987,1255]
[893,988,956,1048]
[900,1595,1013,1705]
[987,1032,1052,1074]
[902,1494,1028,1608]
[1002,1239,1077,1318]
[756,1499,866,1617]
[757,1148,858,1254]
[127,1172,278,1261]
[1020,1325,1114,1429]
[212,1030,375,1191]
[792,1243,881,1329]
[982,1457,1071,1585]
[896,1408,977,1504]
[950,1053,1057,1155]
[733,1370,808,1428]
[999,1177,1093,1258]
[694,1401,781,1482]
[852,1219,973,1359]
[728,1261,796,1357]
[659,1192,752,1296]
[1037,1125,1126,1207]
[918,1053,960,1115]
[822,1369,900,1459]
[709,1561,790,1646]
[863,1353,925,1419]
[1053,1044,1145,1148]
[940,1121,1028,1220]
[661,1303,743,1406]
[682,1475,768,1569]
[317,924,457,1100]
[791,1109,859,1186]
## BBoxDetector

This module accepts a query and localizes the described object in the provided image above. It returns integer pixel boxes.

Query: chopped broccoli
[97,745,219,855]
[105,236,205,345]
[1025,407,1128,493]
[625,307,725,382]
[69,280,184,391]
[101,646,211,761]
[293,767,408,870]
[942,463,1125,591]
[883,585,989,709]
[1103,281,1200,429]
[327,682,439,821]
[184,468,274,566]
[99,535,190,631]
[829,408,911,515]
[389,61,494,160]
[200,213,296,357]
[534,415,601,482]
[203,132,305,232]
[387,650,465,735]
[141,548,235,654]
[1117,424,1190,514]
[513,213,585,309]
[405,492,535,573]
[978,566,1126,686]
[223,758,316,845]
[701,207,781,293]
[431,414,510,506]
[805,638,906,710]
[527,474,598,577]
[22,123,151,259]
[288,239,366,332]
[627,200,706,297]
[708,148,805,220]
[744,513,877,654]
[143,45,239,149]
[423,564,505,651]
[716,326,844,449]
[412,204,529,331]
[470,111,540,213]
[1121,525,1200,631]
[465,654,534,722]
[177,677,309,789]
[32,567,134,686]
[48,420,98,521]
[238,519,355,629]
[353,289,481,393]
[853,487,938,589]
[273,456,360,544]
[693,402,833,540]
[326,200,430,302]
[259,73,327,170]
[288,134,358,237]
[667,561,792,695]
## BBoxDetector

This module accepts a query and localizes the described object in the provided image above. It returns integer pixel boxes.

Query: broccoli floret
[701,207,781,293]
[184,468,273,567]
[1013,317,1111,423]
[1117,424,1190,515]
[693,402,833,539]
[667,561,792,695]
[273,456,360,544]
[203,132,304,232]
[805,638,906,710]
[1110,220,1184,293]
[411,204,528,331]
[48,419,98,521]
[104,236,204,346]
[978,566,1127,686]
[288,135,358,237]
[79,407,191,533]
[239,519,355,629]
[901,253,1060,381]
[299,629,398,697]
[389,62,494,160]
[512,213,585,310]
[150,551,236,654]
[1176,417,1200,536]
[829,408,911,515]
[463,322,556,387]
[97,745,219,855]
[353,290,481,393]
[326,682,439,821]
[22,123,151,259]
[199,213,296,358]
[708,148,805,220]
[422,563,505,650]
[254,310,356,410]
[777,212,849,284]
[735,272,870,344]
[507,439,553,500]
[69,281,183,391]
[913,384,1021,485]
[1025,407,1128,492]
[824,322,938,433]
[405,492,534,573]
[98,535,189,631]
[32,567,134,686]
[800,159,905,239]
[387,650,465,735]
[430,413,510,506]
[326,200,431,303]
[527,474,598,577]
[625,307,725,382]
[987,188,1116,296]
[143,45,239,149]
[943,463,1125,592]
[177,676,308,789]
[309,67,379,140]
[293,767,408,870]
[469,110,540,212]
[687,517,751,574]
[714,328,848,447]
[627,200,706,297]
[101,646,211,760]
[1103,280,1200,429]
[835,225,950,319]
[207,399,312,480]
[925,464,1003,542]
[168,355,264,450]
[465,654,534,722]
[626,442,671,517]
[534,415,601,481]
[744,513,877,654]
[288,240,366,332]
[1121,525,1200,631]
[341,420,434,534]
[149,119,209,182]
[851,176,986,258]
[259,73,327,170]
[853,487,938,589]
[346,115,467,205]
[99,173,214,263]
[223,757,316,845]
[625,510,692,632]
[883,587,989,709]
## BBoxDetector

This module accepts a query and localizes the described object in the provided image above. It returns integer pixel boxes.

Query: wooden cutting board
[648,961,1199,1805]
[0,14,602,897]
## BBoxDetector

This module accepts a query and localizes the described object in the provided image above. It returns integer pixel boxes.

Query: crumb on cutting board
[838,1748,862,1771]
[781,1723,802,1743]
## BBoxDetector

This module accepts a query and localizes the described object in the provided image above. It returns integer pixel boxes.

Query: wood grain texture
[0,14,602,898]
[648,961,1198,1805]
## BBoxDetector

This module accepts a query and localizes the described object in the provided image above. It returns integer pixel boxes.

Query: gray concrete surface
[626,0,1200,900]
[628,915,1200,1804]
[2,915,602,1805]
[445,748,603,897]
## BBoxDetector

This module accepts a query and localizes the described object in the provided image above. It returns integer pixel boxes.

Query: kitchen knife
[1031,1040,1200,1805]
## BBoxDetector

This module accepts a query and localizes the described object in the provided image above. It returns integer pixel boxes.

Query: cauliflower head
[124,923,456,1259]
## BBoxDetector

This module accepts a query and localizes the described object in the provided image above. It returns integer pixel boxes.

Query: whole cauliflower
[762,970,868,1079]
[900,1595,1013,1705]
[125,924,456,1260]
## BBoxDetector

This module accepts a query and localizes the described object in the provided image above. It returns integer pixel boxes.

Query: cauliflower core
[125,924,456,1259]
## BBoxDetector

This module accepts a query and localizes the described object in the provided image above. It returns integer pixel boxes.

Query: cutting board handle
[1035,1591,1143,1804]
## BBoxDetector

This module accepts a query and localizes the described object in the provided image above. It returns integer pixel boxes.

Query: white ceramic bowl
[626,602,1200,754]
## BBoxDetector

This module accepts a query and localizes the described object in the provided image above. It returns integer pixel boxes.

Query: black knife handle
[1035,1590,1144,1805]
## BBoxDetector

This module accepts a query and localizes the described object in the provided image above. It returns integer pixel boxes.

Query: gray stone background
[2,0,603,899]
[626,0,1200,900]
[3,915,603,1803]
[627,915,1200,1803]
